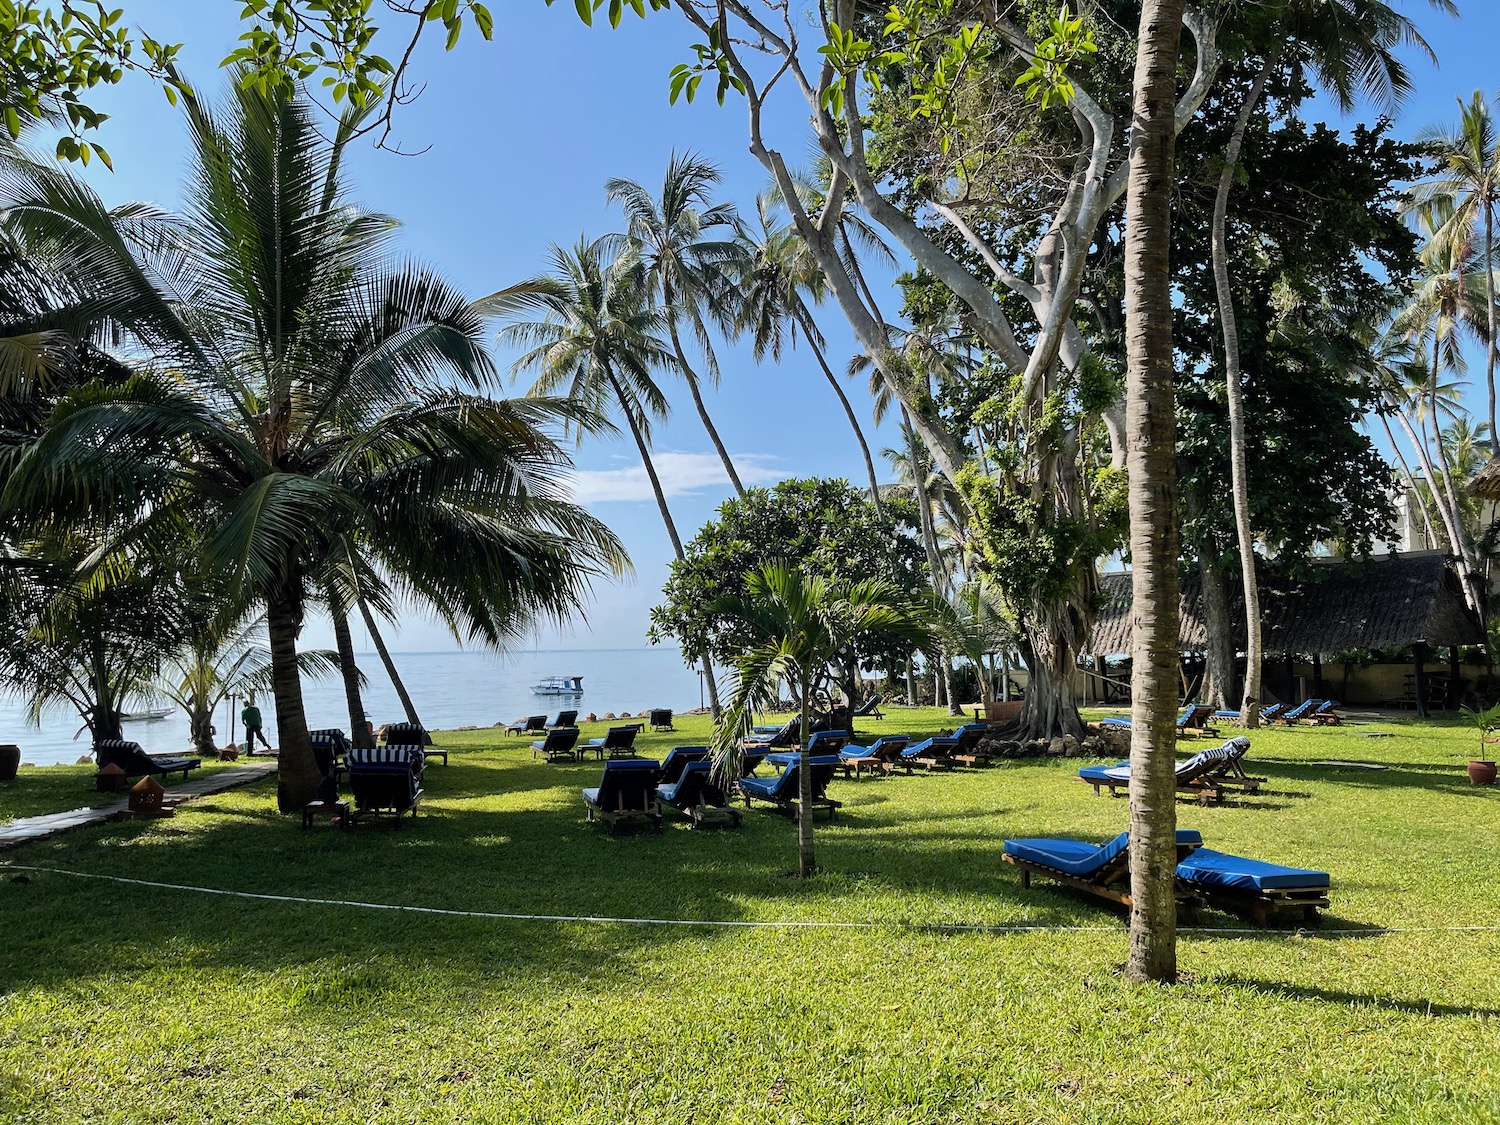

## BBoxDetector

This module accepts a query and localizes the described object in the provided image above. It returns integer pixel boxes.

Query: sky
[56,0,1500,652]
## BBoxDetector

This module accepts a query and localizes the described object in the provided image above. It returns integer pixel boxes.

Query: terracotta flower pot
[1468,760,1498,786]
[0,743,20,783]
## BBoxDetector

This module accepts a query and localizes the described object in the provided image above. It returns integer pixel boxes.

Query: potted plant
[1460,703,1499,785]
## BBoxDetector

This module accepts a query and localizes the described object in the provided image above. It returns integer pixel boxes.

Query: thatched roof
[1089,551,1484,656]
[1469,456,1500,500]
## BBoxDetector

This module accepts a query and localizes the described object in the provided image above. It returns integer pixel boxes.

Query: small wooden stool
[301,799,350,830]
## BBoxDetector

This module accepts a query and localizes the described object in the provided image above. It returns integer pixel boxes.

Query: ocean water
[1,648,712,767]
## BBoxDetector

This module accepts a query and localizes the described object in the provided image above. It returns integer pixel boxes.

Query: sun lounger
[660,746,710,785]
[507,714,547,737]
[659,759,742,828]
[949,722,992,767]
[1274,699,1320,724]
[1305,699,1342,725]
[851,694,885,720]
[1212,702,1285,726]
[586,724,642,759]
[551,710,579,729]
[765,730,851,771]
[1101,704,1216,737]
[836,735,909,778]
[308,728,351,778]
[649,708,675,731]
[1078,737,1262,803]
[582,758,663,833]
[382,721,442,764]
[94,739,201,781]
[738,754,843,820]
[1175,847,1331,925]
[346,746,424,823]
[532,727,582,762]
[1002,829,1205,911]
[896,735,958,772]
[745,718,799,750]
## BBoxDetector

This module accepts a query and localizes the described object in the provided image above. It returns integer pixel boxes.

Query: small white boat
[121,707,174,723]
[530,675,584,696]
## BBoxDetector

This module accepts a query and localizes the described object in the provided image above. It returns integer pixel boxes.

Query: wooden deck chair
[1003,830,1205,914]
[382,721,442,765]
[507,714,547,737]
[836,735,910,779]
[1078,740,1255,804]
[895,735,958,773]
[551,710,579,728]
[586,724,642,760]
[346,746,424,824]
[94,739,201,782]
[737,754,843,820]
[851,694,885,720]
[1175,847,1330,926]
[658,759,742,829]
[582,758,663,834]
[532,727,581,762]
[660,746,709,785]
[949,722,993,768]
[649,708,675,732]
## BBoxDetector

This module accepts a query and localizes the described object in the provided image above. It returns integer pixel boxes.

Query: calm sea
[2,648,712,766]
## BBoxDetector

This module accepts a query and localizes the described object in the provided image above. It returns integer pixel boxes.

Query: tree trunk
[1211,57,1273,730]
[268,584,320,813]
[1428,332,1472,579]
[1390,401,1476,605]
[358,599,422,729]
[799,305,883,514]
[90,648,123,743]
[1122,0,1187,985]
[1487,203,1497,456]
[1017,614,1090,740]
[669,318,745,497]
[333,606,373,749]
[189,700,217,757]
[1197,557,1235,711]
[797,678,815,877]
[1380,413,1438,547]
[941,651,961,716]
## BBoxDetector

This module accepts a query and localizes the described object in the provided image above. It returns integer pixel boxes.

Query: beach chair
[532,727,582,762]
[581,758,663,834]
[660,746,710,785]
[382,721,443,765]
[851,694,885,720]
[896,734,958,773]
[94,739,201,782]
[949,722,992,768]
[659,759,742,829]
[507,714,547,737]
[1100,705,1197,735]
[308,728,351,779]
[1175,848,1331,926]
[745,718,799,750]
[649,708,675,732]
[346,746,424,824]
[551,710,579,729]
[1273,699,1320,724]
[836,734,909,779]
[1078,737,1261,803]
[586,724,642,760]
[1212,702,1285,726]
[766,730,851,773]
[1306,700,1343,726]
[740,750,767,777]
[1002,829,1205,913]
[738,754,842,820]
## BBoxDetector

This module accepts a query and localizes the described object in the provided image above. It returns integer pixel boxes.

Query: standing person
[241,694,272,755]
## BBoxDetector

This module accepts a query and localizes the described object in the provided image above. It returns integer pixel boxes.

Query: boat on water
[530,675,584,697]
[121,707,175,723]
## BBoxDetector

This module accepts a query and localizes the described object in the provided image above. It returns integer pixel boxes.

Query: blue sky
[63,1,1500,651]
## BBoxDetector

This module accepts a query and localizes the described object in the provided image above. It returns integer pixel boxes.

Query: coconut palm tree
[710,561,929,876]
[606,153,748,496]
[498,234,723,716]
[3,83,627,810]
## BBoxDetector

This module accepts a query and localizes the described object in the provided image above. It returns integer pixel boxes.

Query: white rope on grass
[7,863,1500,938]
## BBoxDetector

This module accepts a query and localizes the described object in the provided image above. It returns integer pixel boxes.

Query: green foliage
[1012,4,1097,109]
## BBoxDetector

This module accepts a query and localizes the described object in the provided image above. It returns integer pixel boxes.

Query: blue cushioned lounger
[1078,737,1259,803]
[836,735,909,778]
[898,735,958,772]
[658,759,742,829]
[949,722,992,767]
[532,727,582,762]
[1002,830,1205,910]
[1100,705,1195,731]
[738,754,842,819]
[582,758,663,833]
[1175,847,1331,925]
[1213,702,1285,725]
[1275,699,1319,724]
[660,746,710,785]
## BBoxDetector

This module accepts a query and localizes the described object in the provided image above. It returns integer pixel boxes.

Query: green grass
[0,757,246,823]
[2,709,1498,1123]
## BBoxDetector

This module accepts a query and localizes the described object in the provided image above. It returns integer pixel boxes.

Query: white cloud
[568,451,785,504]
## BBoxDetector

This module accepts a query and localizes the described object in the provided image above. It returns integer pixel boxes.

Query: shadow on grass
[1209,975,1500,1018]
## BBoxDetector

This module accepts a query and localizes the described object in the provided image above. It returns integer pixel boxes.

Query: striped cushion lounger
[346,746,424,824]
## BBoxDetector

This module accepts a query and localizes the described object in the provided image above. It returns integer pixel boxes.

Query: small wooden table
[301,800,351,830]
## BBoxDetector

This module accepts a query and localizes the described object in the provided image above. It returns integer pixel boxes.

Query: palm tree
[606,152,748,496]
[734,193,885,513]
[4,84,626,810]
[498,234,723,716]
[710,562,929,876]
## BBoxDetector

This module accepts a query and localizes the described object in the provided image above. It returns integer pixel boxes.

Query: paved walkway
[0,762,277,850]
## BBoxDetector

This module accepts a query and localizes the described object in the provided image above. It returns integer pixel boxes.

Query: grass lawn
[2,708,1498,1123]
[1,756,248,824]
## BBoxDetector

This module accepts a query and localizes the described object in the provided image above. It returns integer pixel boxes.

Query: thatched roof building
[1089,551,1484,657]
[1467,456,1500,501]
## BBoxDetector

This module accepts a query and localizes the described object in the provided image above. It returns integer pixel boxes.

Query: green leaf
[574,0,592,25]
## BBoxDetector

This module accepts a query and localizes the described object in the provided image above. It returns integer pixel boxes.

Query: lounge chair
[582,758,663,834]
[382,721,443,765]
[649,708,675,732]
[586,724,641,760]
[94,739,201,782]
[949,722,992,768]
[1100,705,1213,737]
[765,729,850,771]
[308,728,351,779]
[1273,699,1321,724]
[659,759,742,829]
[660,746,710,785]
[532,727,582,762]
[1078,736,1262,803]
[851,694,885,720]
[551,710,579,729]
[738,754,842,820]
[1002,829,1205,912]
[346,746,424,823]
[896,734,958,773]
[1213,702,1285,726]
[745,718,799,750]
[1175,848,1331,926]
[507,714,547,737]
[836,734,910,779]
[1306,700,1343,726]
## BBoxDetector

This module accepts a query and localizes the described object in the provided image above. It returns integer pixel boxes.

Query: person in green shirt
[241,696,272,754]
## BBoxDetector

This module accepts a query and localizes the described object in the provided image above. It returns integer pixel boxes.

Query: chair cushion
[581,787,602,805]
[1078,762,1130,783]
[1176,848,1329,892]
[1005,830,1204,877]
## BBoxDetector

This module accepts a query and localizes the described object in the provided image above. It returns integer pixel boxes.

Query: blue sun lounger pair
[1078,736,1263,803]
[1100,705,1219,738]
[1003,830,1331,925]
[738,754,843,820]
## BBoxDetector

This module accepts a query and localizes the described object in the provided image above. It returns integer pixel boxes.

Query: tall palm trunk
[357,598,422,729]
[332,606,373,748]
[796,675,815,877]
[605,364,723,717]
[1122,0,1187,985]
[1390,401,1479,608]
[1486,204,1497,456]
[1211,57,1274,729]
[90,647,123,743]
[798,304,883,514]
[1379,413,1438,546]
[268,584,319,813]
[668,319,745,497]
[1428,333,1469,549]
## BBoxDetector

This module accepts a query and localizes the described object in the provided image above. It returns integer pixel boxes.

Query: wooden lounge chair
[94,739,201,782]
[851,694,885,720]
[507,714,547,737]
[1078,737,1262,803]
[1101,705,1208,738]
[1002,829,1205,913]
[1213,702,1285,726]
[766,730,851,774]
[649,708,675,732]
[346,746,424,824]
[738,754,842,820]
[586,724,642,760]
[1273,699,1321,724]
[532,727,582,762]
[1306,700,1343,726]
[948,722,992,768]
[382,721,443,765]
[660,746,709,785]
[745,718,799,750]
[582,758,663,834]
[896,735,958,773]
[836,735,909,778]
[551,710,579,729]
[308,728,351,779]
[659,759,742,829]
[1175,847,1330,926]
